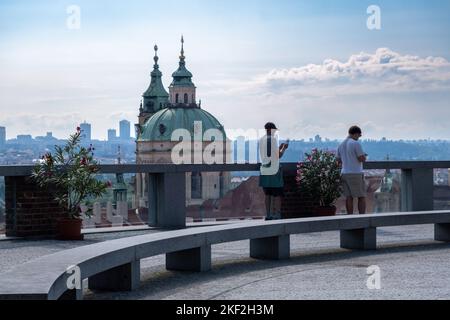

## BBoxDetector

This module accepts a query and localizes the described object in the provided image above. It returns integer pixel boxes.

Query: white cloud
[202,49,450,141]
[253,48,450,96]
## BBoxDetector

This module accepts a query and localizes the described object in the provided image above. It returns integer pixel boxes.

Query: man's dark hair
[348,125,362,135]
[264,122,277,130]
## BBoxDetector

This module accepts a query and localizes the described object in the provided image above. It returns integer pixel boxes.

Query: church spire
[141,44,169,116]
[179,35,186,67]
[171,35,194,86]
[169,36,196,106]
[153,44,159,69]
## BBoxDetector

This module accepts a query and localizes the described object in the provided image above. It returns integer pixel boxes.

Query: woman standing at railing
[259,122,289,220]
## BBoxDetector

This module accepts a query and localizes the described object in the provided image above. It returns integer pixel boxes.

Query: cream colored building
[134,38,231,208]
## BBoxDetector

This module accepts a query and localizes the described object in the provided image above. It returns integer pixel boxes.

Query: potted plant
[32,127,110,240]
[296,149,342,216]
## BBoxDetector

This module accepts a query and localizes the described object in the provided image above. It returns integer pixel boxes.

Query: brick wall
[5,176,67,238]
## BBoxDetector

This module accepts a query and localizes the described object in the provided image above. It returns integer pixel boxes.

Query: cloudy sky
[1,0,450,140]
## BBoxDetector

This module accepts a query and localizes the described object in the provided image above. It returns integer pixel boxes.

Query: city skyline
[1,0,450,140]
[4,121,450,143]
[0,119,134,141]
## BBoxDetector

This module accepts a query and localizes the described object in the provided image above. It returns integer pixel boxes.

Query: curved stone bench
[1,211,450,300]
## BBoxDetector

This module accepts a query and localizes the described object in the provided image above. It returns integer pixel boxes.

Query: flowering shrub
[296,149,342,207]
[32,127,110,219]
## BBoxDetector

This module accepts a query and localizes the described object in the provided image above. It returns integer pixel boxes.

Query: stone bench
[0,211,449,300]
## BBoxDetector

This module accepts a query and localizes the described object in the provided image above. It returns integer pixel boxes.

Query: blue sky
[1,0,450,140]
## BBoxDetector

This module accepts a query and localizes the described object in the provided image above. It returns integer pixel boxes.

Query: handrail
[1,161,450,176]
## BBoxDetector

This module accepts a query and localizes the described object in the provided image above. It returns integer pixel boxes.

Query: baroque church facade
[134,37,232,208]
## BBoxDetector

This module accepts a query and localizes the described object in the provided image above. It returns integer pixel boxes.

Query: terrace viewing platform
[0,161,449,300]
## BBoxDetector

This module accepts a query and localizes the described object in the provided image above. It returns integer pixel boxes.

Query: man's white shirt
[337,137,365,174]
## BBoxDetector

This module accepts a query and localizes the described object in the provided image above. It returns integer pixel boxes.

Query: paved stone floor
[1,224,449,299]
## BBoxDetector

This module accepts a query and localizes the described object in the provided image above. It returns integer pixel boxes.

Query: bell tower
[169,36,197,107]
[138,45,169,127]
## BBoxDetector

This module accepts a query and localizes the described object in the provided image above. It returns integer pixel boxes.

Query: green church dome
[138,106,227,142]
[171,65,193,80]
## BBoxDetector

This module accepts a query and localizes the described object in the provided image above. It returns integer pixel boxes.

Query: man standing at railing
[337,126,367,214]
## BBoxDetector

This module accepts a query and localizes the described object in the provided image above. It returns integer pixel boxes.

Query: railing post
[147,172,186,229]
[147,173,157,226]
[401,168,434,211]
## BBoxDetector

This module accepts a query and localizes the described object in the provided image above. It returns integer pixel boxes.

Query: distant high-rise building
[0,126,5,149]
[80,121,91,142]
[35,132,57,142]
[314,134,322,143]
[17,135,33,144]
[108,129,117,142]
[119,120,131,140]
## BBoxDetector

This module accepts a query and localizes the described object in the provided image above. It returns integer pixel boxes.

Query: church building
[134,37,231,208]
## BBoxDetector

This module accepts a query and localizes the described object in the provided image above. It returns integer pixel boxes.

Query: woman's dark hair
[348,126,362,135]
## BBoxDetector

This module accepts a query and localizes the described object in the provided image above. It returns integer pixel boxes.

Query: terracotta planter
[314,205,337,216]
[56,218,84,240]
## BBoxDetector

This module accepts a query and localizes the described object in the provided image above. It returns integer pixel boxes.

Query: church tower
[169,36,197,106]
[138,45,169,127]
[134,37,232,210]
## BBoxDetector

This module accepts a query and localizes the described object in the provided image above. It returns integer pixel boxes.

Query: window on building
[184,93,188,104]
[191,172,202,199]
[175,94,179,103]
